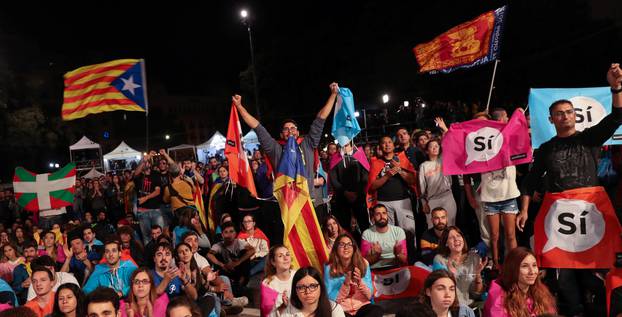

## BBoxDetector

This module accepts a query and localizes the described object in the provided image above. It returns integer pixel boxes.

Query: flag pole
[485,59,500,113]
[140,59,150,152]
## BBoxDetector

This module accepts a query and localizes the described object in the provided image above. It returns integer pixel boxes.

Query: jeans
[136,208,164,245]
[250,257,266,276]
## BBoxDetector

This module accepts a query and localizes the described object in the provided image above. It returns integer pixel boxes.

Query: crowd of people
[0,65,620,317]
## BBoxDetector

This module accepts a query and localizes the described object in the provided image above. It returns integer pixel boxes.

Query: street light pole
[241,10,261,120]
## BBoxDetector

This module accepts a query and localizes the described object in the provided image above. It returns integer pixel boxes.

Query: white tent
[103,141,142,172]
[69,136,103,171]
[196,131,226,163]
[242,130,260,152]
[167,144,197,162]
[82,167,105,179]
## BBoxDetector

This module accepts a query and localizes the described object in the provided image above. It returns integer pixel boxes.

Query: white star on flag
[120,75,141,95]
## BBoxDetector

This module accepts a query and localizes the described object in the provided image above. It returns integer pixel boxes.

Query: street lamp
[403,101,409,108]
[382,94,389,104]
[354,111,360,117]
[165,134,170,140]
[240,9,261,119]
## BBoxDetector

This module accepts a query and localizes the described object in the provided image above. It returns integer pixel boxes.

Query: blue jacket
[11,264,29,304]
[83,260,137,296]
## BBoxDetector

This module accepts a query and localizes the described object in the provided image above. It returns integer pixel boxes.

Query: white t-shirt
[194,253,211,271]
[28,272,79,300]
[480,166,520,203]
[262,269,297,314]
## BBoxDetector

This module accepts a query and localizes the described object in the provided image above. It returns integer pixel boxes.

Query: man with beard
[83,238,137,297]
[152,242,192,299]
[420,207,448,266]
[361,204,408,269]
[11,241,38,304]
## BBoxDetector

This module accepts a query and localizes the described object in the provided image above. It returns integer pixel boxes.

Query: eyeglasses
[296,283,319,293]
[337,242,353,249]
[282,126,298,132]
[133,278,150,285]
[552,109,575,117]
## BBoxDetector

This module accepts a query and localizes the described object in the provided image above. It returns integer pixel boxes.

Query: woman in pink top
[483,247,556,317]
[0,244,24,283]
[121,268,169,317]
[37,231,66,268]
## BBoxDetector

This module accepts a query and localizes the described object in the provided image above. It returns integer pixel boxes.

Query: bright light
[54,163,60,168]
[421,103,426,108]
[334,140,339,144]
[324,134,328,137]
[382,94,389,104]
[240,10,248,18]
[354,111,360,117]
[49,163,54,168]
[403,101,409,107]
[143,152,148,156]
[165,134,170,140]
[135,155,141,160]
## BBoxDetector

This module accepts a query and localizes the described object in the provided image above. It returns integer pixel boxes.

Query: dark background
[0,0,621,181]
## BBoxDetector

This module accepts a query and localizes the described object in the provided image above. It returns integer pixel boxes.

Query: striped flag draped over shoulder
[274,137,328,270]
[13,163,76,211]
[62,59,147,120]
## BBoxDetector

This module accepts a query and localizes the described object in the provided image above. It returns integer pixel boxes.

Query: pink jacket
[120,293,169,317]
[483,280,534,317]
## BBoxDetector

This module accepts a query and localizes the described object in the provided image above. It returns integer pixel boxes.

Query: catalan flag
[62,59,148,120]
[206,182,222,235]
[274,137,328,271]
[413,6,506,74]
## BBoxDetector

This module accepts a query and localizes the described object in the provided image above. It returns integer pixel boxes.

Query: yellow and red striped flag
[274,137,328,271]
[62,59,148,120]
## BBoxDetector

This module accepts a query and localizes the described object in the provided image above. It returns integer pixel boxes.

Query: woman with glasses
[324,234,382,317]
[432,226,487,307]
[121,268,169,317]
[238,214,269,276]
[261,245,297,316]
[272,266,345,317]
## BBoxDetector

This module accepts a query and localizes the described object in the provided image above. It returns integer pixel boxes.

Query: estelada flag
[413,6,506,74]
[372,265,430,301]
[534,186,622,269]
[206,182,222,235]
[62,59,147,120]
[225,103,257,197]
[274,137,328,271]
[441,109,532,175]
[13,163,76,211]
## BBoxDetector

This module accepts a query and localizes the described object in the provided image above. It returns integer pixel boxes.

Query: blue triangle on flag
[111,61,146,109]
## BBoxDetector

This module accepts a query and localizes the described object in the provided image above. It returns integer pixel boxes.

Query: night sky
[0,0,621,178]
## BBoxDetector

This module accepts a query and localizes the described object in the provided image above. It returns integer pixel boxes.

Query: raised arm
[608,63,622,109]
[233,95,260,129]
[316,83,340,119]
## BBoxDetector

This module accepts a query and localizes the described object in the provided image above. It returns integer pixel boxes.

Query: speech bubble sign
[542,199,605,253]
[465,127,504,165]
[373,267,411,297]
[568,96,607,132]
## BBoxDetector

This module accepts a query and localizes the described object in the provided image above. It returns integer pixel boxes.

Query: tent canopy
[70,136,101,150]
[197,131,226,150]
[103,141,142,161]
[82,168,105,179]
[242,130,260,152]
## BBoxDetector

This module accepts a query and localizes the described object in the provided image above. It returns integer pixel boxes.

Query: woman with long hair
[404,270,475,317]
[106,174,126,225]
[121,268,169,317]
[166,296,202,317]
[419,139,457,228]
[324,234,382,317]
[0,244,24,283]
[323,216,346,252]
[483,247,556,317]
[261,245,297,317]
[273,266,345,317]
[174,243,204,295]
[11,227,28,254]
[37,231,66,269]
[52,283,85,317]
[432,226,486,306]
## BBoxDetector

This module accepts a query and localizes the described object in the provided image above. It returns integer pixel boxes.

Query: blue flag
[332,87,361,146]
[528,87,622,148]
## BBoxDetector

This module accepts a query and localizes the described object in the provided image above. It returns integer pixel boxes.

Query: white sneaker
[230,296,249,307]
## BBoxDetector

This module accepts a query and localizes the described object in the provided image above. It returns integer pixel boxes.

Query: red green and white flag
[13,163,76,211]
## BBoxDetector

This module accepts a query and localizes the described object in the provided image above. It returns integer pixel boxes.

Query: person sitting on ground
[0,244,24,283]
[361,204,407,269]
[85,287,121,317]
[83,238,138,297]
[237,214,269,276]
[120,268,169,317]
[324,234,382,317]
[117,226,146,267]
[432,226,487,306]
[165,296,202,317]
[397,270,475,317]
[11,241,38,304]
[24,266,56,317]
[483,247,556,317]
[27,256,78,301]
[151,242,194,300]
[143,225,163,269]
[420,207,448,266]
[51,283,85,317]
[261,245,297,317]
[272,266,345,317]
[60,234,100,286]
[207,222,255,295]
[323,216,347,252]
[36,231,66,270]
[171,208,210,249]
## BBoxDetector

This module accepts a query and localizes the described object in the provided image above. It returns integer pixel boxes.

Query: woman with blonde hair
[261,245,297,317]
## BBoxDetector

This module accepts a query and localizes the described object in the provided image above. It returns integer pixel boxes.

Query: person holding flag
[518,63,622,316]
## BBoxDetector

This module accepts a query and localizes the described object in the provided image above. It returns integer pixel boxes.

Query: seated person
[237,214,269,276]
[85,287,121,317]
[24,267,55,317]
[420,207,448,266]
[61,234,101,286]
[11,241,38,305]
[151,242,194,300]
[82,226,103,255]
[361,204,407,269]
[432,226,486,306]
[27,255,78,301]
[117,226,146,267]
[207,221,255,295]
[83,238,138,297]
